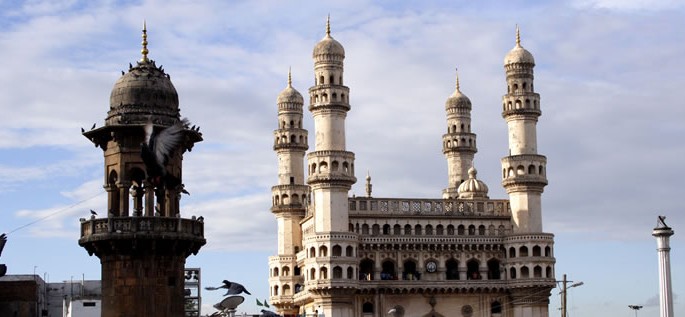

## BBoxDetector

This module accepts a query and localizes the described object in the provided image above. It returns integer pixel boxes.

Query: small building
[0,274,46,317]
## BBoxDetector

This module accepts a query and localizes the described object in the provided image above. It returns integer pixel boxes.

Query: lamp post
[559,274,583,317]
[628,305,643,317]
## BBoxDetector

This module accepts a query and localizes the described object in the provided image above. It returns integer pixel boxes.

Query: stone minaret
[442,69,477,199]
[653,216,675,317]
[501,27,554,317]
[269,69,309,317]
[79,24,205,317]
[305,16,357,317]
[501,26,548,234]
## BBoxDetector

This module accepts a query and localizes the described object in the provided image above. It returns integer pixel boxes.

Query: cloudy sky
[0,0,683,316]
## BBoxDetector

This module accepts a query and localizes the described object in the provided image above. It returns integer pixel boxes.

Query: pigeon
[197,216,204,222]
[91,123,96,130]
[264,300,269,308]
[260,310,282,317]
[205,280,251,296]
[141,118,189,188]
[90,209,97,216]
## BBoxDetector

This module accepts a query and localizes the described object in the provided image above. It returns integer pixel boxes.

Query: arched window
[347,267,354,279]
[509,247,516,258]
[319,267,328,279]
[283,284,291,295]
[425,224,433,235]
[457,225,465,235]
[283,266,290,276]
[521,266,530,278]
[403,260,418,280]
[362,224,369,235]
[346,246,354,257]
[362,302,374,314]
[332,245,342,257]
[414,224,422,235]
[447,224,455,235]
[310,268,316,279]
[510,267,516,279]
[372,224,380,235]
[468,225,476,235]
[393,224,401,235]
[467,259,480,280]
[546,266,553,278]
[517,165,525,175]
[349,223,354,232]
[545,246,551,257]
[329,75,334,84]
[381,260,396,280]
[528,164,536,174]
[359,259,374,280]
[319,246,328,257]
[331,161,339,171]
[533,246,541,257]
[436,224,444,235]
[319,76,324,84]
[294,266,301,276]
[534,265,542,278]
[309,247,316,258]
[404,224,412,235]
[333,266,343,279]
[273,285,279,296]
[446,259,459,280]
[273,267,279,277]
[487,259,501,280]
[478,225,486,235]
[520,246,529,257]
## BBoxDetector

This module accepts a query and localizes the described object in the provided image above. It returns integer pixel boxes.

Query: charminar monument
[268,18,556,317]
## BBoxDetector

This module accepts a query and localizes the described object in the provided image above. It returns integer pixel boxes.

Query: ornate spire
[326,14,331,37]
[288,66,292,87]
[455,67,460,92]
[365,171,372,198]
[141,21,149,63]
[515,24,521,47]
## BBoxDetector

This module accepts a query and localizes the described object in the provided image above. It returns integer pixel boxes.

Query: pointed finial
[141,20,149,62]
[365,170,372,198]
[287,67,292,87]
[326,14,331,37]
[515,24,521,47]
[455,67,460,92]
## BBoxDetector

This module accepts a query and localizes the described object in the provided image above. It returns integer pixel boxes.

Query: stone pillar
[652,216,674,317]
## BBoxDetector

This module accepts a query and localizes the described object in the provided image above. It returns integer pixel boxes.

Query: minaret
[305,16,357,317]
[653,216,675,317]
[307,16,356,232]
[501,26,547,233]
[269,69,308,317]
[442,68,477,199]
[79,24,205,317]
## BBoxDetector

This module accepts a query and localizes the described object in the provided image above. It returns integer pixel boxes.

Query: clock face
[426,261,437,273]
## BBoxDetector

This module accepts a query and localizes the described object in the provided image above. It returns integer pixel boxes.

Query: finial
[141,20,149,63]
[455,67,460,92]
[515,24,521,47]
[326,14,331,37]
[365,170,372,198]
[287,67,292,87]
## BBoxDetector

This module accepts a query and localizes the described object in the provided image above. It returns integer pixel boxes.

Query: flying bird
[141,118,189,188]
[205,280,251,296]
[81,127,85,133]
[90,209,97,216]
[91,123,96,130]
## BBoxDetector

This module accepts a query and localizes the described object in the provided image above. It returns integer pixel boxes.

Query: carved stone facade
[269,21,555,317]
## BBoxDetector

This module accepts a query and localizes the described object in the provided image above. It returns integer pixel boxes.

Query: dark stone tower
[79,24,205,317]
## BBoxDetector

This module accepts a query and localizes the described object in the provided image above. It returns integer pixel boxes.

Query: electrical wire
[3,190,105,235]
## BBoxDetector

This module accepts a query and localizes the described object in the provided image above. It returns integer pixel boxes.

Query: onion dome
[313,15,345,60]
[458,167,489,199]
[445,69,472,110]
[277,68,303,104]
[504,26,535,65]
[107,23,179,126]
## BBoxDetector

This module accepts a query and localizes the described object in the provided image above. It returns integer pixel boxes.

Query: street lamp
[628,305,643,317]
[559,274,584,317]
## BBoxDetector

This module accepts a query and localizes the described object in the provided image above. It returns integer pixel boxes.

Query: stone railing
[349,198,511,217]
[80,216,204,239]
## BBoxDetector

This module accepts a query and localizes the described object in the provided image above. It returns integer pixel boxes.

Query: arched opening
[404,224,412,235]
[359,259,374,280]
[372,224,380,235]
[283,266,290,276]
[521,266,530,278]
[383,224,391,235]
[346,246,354,257]
[414,224,422,235]
[545,246,551,257]
[546,266,553,278]
[332,245,342,257]
[294,283,302,293]
[319,245,328,257]
[393,224,401,235]
[509,247,516,258]
[436,224,444,235]
[333,266,343,279]
[108,170,120,216]
[533,245,541,257]
[319,75,324,85]
[499,225,506,235]
[362,302,374,314]
[362,224,369,235]
[283,284,291,295]
[447,224,455,235]
[467,259,481,280]
[457,225,465,235]
[349,223,354,232]
[425,224,433,235]
[520,246,529,257]
[510,267,516,279]
[347,267,354,279]
[319,267,328,279]
[528,164,536,174]
[534,265,542,278]
[491,301,502,314]
[309,247,316,258]
[487,259,501,280]
[319,161,328,172]
[478,225,486,235]
[381,260,396,280]
[403,260,419,280]
[446,259,459,280]
[309,268,316,280]
[329,75,334,84]
[331,161,339,171]
[468,225,476,235]
[273,285,279,296]
[294,266,301,276]
[272,267,279,277]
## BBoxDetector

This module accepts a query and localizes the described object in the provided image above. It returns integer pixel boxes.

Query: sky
[0,0,683,316]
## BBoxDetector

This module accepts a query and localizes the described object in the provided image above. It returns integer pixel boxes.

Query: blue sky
[0,0,683,316]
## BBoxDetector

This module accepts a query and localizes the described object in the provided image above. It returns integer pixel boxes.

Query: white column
[652,218,674,317]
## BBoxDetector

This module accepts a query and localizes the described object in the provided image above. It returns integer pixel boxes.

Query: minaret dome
[312,15,345,60]
[445,70,472,110]
[504,25,535,65]
[277,68,304,104]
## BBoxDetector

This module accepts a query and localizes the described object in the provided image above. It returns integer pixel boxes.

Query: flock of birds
[205,280,282,317]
